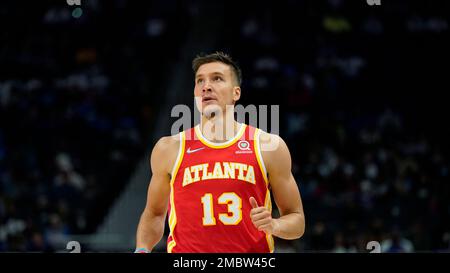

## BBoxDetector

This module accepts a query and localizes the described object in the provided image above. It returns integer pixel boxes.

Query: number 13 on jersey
[201,192,242,226]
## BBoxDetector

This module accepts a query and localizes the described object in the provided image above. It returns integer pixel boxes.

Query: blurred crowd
[1,0,449,252]
[0,0,190,251]
[220,0,450,252]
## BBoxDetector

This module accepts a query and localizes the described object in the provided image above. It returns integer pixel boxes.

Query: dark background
[0,0,449,252]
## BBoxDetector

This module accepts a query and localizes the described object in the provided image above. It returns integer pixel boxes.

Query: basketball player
[135,52,305,253]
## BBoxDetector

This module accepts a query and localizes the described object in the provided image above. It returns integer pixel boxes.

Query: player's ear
[233,86,241,103]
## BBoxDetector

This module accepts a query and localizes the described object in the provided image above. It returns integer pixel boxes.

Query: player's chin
[202,104,222,117]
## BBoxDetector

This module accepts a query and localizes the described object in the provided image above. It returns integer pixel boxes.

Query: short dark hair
[192,51,242,86]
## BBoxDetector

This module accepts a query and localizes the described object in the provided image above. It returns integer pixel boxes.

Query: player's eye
[213,76,223,81]
[196,79,204,84]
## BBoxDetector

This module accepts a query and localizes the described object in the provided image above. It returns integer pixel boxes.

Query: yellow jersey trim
[167,131,185,253]
[194,123,247,149]
[264,189,275,253]
[255,128,274,252]
[254,128,269,187]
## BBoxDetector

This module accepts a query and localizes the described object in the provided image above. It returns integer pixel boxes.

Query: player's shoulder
[257,128,279,142]
[150,133,182,171]
[254,128,286,152]
[254,129,292,174]
[154,133,181,153]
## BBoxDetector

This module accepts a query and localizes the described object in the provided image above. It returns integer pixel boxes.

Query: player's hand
[249,197,279,235]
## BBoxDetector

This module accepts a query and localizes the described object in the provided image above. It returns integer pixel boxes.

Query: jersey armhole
[254,128,269,187]
[167,131,185,253]
[169,131,186,181]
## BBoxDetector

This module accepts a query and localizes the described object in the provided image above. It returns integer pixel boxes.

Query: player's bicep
[271,172,303,217]
[265,135,303,216]
[144,137,174,217]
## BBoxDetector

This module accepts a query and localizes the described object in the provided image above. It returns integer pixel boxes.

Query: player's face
[194,62,240,117]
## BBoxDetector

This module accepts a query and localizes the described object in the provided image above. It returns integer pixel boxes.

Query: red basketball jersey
[166,123,274,253]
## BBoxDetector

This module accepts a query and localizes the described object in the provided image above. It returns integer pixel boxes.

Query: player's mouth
[202,96,217,103]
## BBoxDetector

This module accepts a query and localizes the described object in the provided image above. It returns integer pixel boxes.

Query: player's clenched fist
[249,196,279,235]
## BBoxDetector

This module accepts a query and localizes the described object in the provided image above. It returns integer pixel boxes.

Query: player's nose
[202,81,212,93]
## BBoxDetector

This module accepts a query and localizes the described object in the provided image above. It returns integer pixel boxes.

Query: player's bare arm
[135,135,180,251]
[250,131,305,240]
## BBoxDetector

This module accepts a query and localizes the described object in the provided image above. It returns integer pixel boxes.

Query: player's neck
[200,110,240,143]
